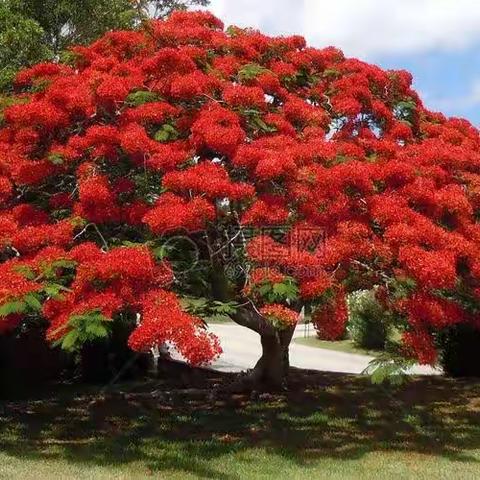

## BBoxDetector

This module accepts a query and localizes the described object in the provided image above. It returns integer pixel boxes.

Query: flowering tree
[1,11,480,387]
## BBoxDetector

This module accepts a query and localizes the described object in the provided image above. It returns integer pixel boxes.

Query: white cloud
[205,0,480,58]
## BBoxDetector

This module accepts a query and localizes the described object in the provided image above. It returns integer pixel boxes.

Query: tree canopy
[1,11,480,386]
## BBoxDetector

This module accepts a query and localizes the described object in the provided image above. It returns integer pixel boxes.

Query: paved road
[206,323,440,376]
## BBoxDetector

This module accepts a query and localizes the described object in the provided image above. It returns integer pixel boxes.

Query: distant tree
[147,0,210,18]
[0,0,210,89]
[0,2,52,90]
[12,0,138,53]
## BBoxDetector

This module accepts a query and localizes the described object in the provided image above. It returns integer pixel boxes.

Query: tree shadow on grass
[0,370,479,479]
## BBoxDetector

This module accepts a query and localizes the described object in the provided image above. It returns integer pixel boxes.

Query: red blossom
[260,304,298,328]
[128,289,221,365]
[143,193,215,234]
[163,161,254,200]
[312,289,348,341]
[403,330,437,365]
[0,262,42,304]
[191,104,246,157]
[398,246,457,290]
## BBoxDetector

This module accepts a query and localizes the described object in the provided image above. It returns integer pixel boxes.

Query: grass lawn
[1,370,480,479]
[294,335,381,357]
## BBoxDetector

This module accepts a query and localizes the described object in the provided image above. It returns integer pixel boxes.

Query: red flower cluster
[260,304,298,329]
[243,267,287,298]
[402,330,437,365]
[128,290,221,365]
[312,289,348,341]
[398,246,457,290]
[143,193,215,234]
[0,262,42,305]
[77,175,122,224]
[250,267,286,285]
[42,245,175,341]
[191,104,246,157]
[400,293,462,330]
[163,161,254,200]
[241,195,290,226]
[299,274,332,300]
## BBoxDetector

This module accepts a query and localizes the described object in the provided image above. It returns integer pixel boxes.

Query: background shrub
[347,289,391,350]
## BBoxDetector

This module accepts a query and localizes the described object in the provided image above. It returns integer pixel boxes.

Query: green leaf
[126,90,159,106]
[225,25,239,37]
[47,152,64,165]
[44,284,63,298]
[0,300,27,316]
[363,353,416,386]
[60,50,80,67]
[250,116,277,133]
[322,69,340,78]
[56,310,112,352]
[13,265,35,280]
[394,99,417,125]
[51,259,76,269]
[152,245,169,260]
[268,279,299,302]
[238,63,271,82]
[61,330,80,352]
[154,124,179,143]
[396,99,416,111]
[273,283,289,295]
[122,240,146,248]
[258,283,272,296]
[69,312,108,325]
[180,296,209,315]
[211,301,239,315]
[85,322,109,338]
[390,277,417,300]
[24,293,42,311]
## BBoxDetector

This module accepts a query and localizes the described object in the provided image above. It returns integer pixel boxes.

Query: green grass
[1,372,480,479]
[294,336,381,357]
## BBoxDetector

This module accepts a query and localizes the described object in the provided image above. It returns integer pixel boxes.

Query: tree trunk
[249,325,296,390]
[230,304,299,390]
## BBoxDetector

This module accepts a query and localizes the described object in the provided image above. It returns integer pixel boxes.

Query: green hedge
[438,324,480,378]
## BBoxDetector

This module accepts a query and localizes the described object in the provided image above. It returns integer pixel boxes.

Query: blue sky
[202,0,480,125]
